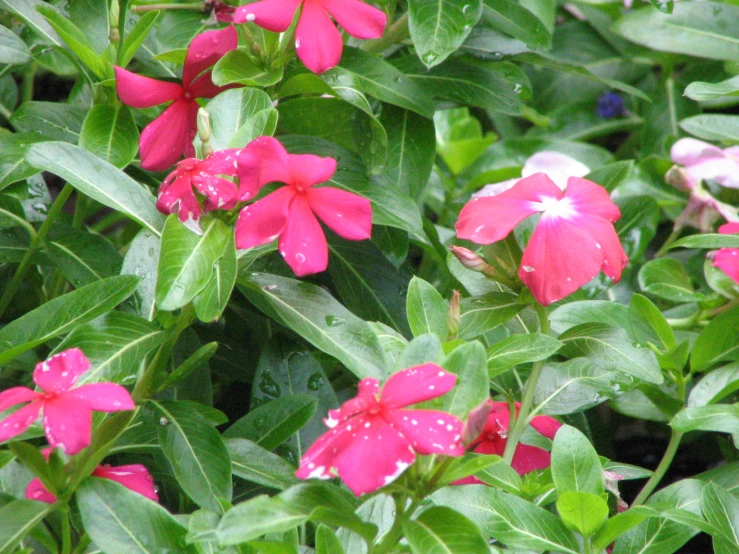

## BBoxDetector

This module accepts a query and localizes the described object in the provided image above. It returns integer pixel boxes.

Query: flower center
[532,196,576,219]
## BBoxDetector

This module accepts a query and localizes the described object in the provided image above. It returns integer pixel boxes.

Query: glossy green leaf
[150,400,232,513]
[691,307,739,372]
[407,276,448,340]
[459,292,524,340]
[0,499,52,554]
[206,87,277,150]
[670,404,739,434]
[702,482,739,550]
[482,0,551,49]
[316,525,345,554]
[550,301,632,338]
[408,0,482,67]
[639,258,702,303]
[156,216,231,311]
[534,359,619,416]
[404,506,490,554]
[685,75,739,102]
[486,333,562,377]
[616,196,659,261]
[438,341,489,418]
[226,438,299,490]
[78,104,139,168]
[0,274,139,365]
[12,102,86,142]
[630,294,677,351]
[121,229,160,320]
[0,132,46,190]
[556,491,609,537]
[25,141,165,235]
[119,11,160,67]
[45,228,123,287]
[0,24,31,65]
[212,49,283,88]
[193,233,237,322]
[217,495,307,545]
[0,0,60,45]
[688,363,739,407]
[552,425,604,495]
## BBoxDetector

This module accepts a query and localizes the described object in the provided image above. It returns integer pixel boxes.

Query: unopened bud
[665,165,692,193]
[109,0,120,33]
[197,108,214,157]
[447,290,460,338]
[450,246,496,277]
[461,399,492,445]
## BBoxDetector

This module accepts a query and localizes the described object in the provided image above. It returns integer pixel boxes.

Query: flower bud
[461,399,493,446]
[447,290,460,338]
[665,165,692,193]
[109,0,120,42]
[197,108,214,157]
[450,246,495,277]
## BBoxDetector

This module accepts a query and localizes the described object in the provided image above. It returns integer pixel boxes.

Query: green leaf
[121,229,160,320]
[226,438,299,490]
[558,322,664,384]
[0,133,46,190]
[482,0,551,49]
[0,499,52,554]
[217,495,307,545]
[193,233,237,322]
[551,425,604,495]
[156,216,231,311]
[77,477,195,554]
[585,160,634,193]
[119,11,160,67]
[432,486,580,553]
[438,341,489,418]
[680,114,739,143]
[316,525,345,554]
[688,363,739,407]
[691,307,739,372]
[407,276,448,340]
[459,292,525,340]
[224,394,317,451]
[0,274,139,365]
[332,47,436,118]
[239,272,388,379]
[150,400,232,513]
[55,312,166,385]
[0,24,31,65]
[0,0,60,46]
[206,87,277,150]
[550,301,632,339]
[638,258,702,303]
[616,196,659,261]
[486,333,562,377]
[408,0,483,67]
[556,491,609,537]
[69,0,109,54]
[612,2,739,63]
[592,507,652,551]
[45,228,123,287]
[685,75,739,101]
[25,141,165,235]
[78,104,139,168]
[670,404,739,434]
[212,49,283,88]
[12,102,86,142]
[630,293,677,352]
[701,482,739,549]
[404,506,490,554]
[534,359,619,415]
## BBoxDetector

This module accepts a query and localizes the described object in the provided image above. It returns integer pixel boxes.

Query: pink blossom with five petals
[0,349,135,455]
[232,0,387,74]
[711,222,739,285]
[114,26,238,171]
[295,363,465,496]
[234,136,372,276]
[456,173,628,306]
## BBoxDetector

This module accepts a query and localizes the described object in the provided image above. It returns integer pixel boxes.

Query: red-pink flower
[157,149,241,226]
[234,136,372,276]
[296,363,464,496]
[456,173,628,306]
[457,401,561,482]
[232,0,387,74]
[208,0,236,21]
[712,222,739,284]
[115,27,238,171]
[0,349,134,455]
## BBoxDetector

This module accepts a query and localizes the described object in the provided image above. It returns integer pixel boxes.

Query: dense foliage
[0,0,739,553]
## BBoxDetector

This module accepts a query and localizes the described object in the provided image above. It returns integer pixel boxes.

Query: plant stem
[0,184,74,320]
[60,506,72,554]
[502,303,550,464]
[21,62,37,103]
[130,2,205,12]
[371,495,420,554]
[71,534,91,554]
[361,12,409,54]
[654,227,681,258]
[72,193,87,229]
[631,429,683,506]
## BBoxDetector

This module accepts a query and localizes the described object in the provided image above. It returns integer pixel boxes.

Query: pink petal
[237,136,291,201]
[25,478,57,503]
[114,66,183,108]
[487,401,512,431]
[519,210,627,306]
[188,71,232,100]
[385,409,464,456]
[200,149,241,176]
[297,415,367,481]
[713,248,739,284]
[521,152,590,190]
[234,186,294,249]
[33,348,90,394]
[720,223,739,235]
[233,0,301,30]
[278,194,328,276]
[215,3,236,22]
[380,364,457,409]
[93,464,159,502]
[325,378,379,428]
[563,177,621,223]
[321,0,387,39]
[511,443,552,475]
[286,154,337,188]
[0,387,40,412]
[333,418,416,495]
[471,178,520,199]
[471,435,506,456]
[43,396,93,455]
[193,174,239,211]
[157,172,202,223]
[671,138,724,166]
[182,26,238,89]
[306,187,372,240]
[140,98,199,171]
[456,173,562,244]
[0,401,42,444]
[687,158,739,189]
[295,0,343,74]
[65,383,135,412]
[530,414,562,439]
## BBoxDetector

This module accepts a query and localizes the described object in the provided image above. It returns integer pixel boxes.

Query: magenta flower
[296,363,465,496]
[232,0,386,74]
[671,138,739,190]
[115,27,238,171]
[0,349,135,455]
[712,222,739,285]
[455,401,561,483]
[157,149,241,227]
[234,136,372,276]
[456,173,628,306]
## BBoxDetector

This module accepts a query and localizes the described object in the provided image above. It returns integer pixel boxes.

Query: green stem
[60,506,72,554]
[71,534,91,554]
[72,194,88,229]
[0,185,74,320]
[631,429,683,506]
[503,303,550,464]
[361,12,409,54]
[21,62,37,103]
[90,211,129,233]
[372,495,420,554]
[654,227,682,258]
[130,2,205,12]
[583,535,593,554]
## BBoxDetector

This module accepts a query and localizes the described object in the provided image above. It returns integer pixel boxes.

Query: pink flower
[157,149,241,227]
[115,27,238,171]
[0,349,135,455]
[296,363,465,496]
[711,222,739,284]
[26,450,158,503]
[671,138,739,190]
[234,136,372,276]
[456,173,628,306]
[232,0,386,74]
[456,401,561,483]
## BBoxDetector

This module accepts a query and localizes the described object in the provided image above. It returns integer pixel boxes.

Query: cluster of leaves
[0,0,738,553]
